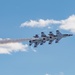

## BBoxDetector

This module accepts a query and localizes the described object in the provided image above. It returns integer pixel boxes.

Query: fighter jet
[40,32,48,45]
[29,34,47,47]
[0,30,72,48]
[29,32,49,47]
[29,30,73,47]
[29,34,40,47]
[47,31,56,44]
[55,30,73,43]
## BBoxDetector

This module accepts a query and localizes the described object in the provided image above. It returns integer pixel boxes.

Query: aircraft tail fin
[41,32,46,37]
[56,30,62,35]
[48,31,55,36]
[55,30,62,43]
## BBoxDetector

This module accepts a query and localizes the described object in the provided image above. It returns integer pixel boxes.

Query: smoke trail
[0,38,30,54]
[0,38,37,44]
[0,38,39,54]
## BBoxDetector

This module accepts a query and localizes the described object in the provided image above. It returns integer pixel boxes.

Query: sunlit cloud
[60,15,75,33]
[21,15,75,33]
[21,19,61,28]
[0,38,28,54]
[0,43,28,54]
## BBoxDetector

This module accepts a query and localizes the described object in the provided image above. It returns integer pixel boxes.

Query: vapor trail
[0,38,32,44]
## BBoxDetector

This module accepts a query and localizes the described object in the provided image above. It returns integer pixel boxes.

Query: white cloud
[0,43,28,54]
[21,19,61,28]
[21,14,75,33]
[60,15,75,33]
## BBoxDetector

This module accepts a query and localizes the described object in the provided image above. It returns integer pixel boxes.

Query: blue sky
[0,0,75,75]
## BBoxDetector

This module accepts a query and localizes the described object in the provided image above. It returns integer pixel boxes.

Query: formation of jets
[29,30,73,47]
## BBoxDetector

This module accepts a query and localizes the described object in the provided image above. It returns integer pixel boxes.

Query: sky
[0,0,75,75]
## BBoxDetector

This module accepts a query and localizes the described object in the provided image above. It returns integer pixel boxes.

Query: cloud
[0,43,28,54]
[0,38,29,54]
[21,15,75,33]
[21,19,61,28]
[60,15,75,33]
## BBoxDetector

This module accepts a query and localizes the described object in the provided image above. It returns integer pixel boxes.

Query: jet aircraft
[0,30,72,47]
[28,30,73,47]
[47,31,56,44]
[55,30,73,43]
[29,34,45,47]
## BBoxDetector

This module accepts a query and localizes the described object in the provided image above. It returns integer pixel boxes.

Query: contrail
[0,38,32,44]
[0,38,40,44]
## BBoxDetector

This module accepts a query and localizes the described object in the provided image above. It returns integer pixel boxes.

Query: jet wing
[41,32,47,37]
[49,40,53,44]
[55,30,62,43]
[48,31,54,36]
[55,38,61,43]
[34,41,40,47]
[48,31,56,44]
